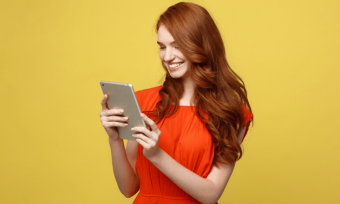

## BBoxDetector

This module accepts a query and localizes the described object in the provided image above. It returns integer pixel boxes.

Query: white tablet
[100,81,146,140]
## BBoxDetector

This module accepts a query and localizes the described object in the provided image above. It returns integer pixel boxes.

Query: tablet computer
[100,81,146,140]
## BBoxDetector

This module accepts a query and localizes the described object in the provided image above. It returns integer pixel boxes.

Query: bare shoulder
[205,123,249,200]
[238,123,249,144]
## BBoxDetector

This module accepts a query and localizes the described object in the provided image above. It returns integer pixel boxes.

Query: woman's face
[157,25,192,79]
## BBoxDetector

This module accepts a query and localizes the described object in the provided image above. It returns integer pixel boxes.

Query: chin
[170,75,182,79]
[168,71,185,79]
[167,68,189,79]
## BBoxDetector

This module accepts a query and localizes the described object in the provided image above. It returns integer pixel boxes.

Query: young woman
[100,2,253,204]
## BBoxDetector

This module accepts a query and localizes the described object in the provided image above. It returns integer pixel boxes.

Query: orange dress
[133,86,253,204]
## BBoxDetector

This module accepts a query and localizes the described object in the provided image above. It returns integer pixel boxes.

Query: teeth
[169,62,184,68]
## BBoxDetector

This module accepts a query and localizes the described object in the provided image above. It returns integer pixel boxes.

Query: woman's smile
[168,62,185,71]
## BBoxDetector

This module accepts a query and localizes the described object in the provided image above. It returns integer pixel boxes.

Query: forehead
[157,25,175,43]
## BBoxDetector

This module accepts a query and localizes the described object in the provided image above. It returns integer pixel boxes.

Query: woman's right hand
[100,94,129,141]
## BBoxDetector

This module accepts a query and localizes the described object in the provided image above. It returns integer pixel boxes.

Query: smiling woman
[157,25,192,80]
[99,2,253,204]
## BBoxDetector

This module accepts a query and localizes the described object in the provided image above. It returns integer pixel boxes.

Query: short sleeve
[135,86,162,112]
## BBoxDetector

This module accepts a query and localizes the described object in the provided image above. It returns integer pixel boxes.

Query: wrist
[146,147,163,164]
[108,136,122,145]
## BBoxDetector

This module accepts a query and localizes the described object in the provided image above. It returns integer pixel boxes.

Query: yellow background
[1,0,339,203]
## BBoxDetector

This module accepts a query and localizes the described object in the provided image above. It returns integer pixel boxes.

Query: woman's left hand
[131,113,161,159]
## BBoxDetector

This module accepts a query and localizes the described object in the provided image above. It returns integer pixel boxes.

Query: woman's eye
[159,46,166,50]
[174,46,179,49]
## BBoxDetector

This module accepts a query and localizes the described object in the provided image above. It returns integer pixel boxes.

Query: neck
[180,73,196,106]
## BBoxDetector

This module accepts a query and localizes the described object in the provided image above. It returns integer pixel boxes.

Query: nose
[163,48,175,62]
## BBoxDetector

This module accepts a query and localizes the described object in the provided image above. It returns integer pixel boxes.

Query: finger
[135,138,150,149]
[109,108,125,115]
[102,121,128,128]
[140,113,160,134]
[106,116,129,122]
[101,116,128,124]
[132,126,157,141]
[100,109,125,117]
[101,94,109,111]
[132,133,153,144]
[131,126,151,137]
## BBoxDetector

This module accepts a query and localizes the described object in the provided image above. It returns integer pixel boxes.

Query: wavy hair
[150,2,253,165]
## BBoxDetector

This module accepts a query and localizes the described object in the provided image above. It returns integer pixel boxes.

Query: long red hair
[150,2,253,165]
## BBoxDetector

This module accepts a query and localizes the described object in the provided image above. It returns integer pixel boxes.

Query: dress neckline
[178,105,196,108]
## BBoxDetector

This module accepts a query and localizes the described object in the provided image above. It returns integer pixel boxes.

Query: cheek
[176,50,186,60]
[159,52,164,61]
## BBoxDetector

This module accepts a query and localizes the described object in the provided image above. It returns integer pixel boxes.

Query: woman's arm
[132,113,248,204]
[100,94,140,198]
[108,139,140,198]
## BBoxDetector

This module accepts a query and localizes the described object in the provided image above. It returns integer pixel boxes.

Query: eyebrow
[157,41,177,45]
